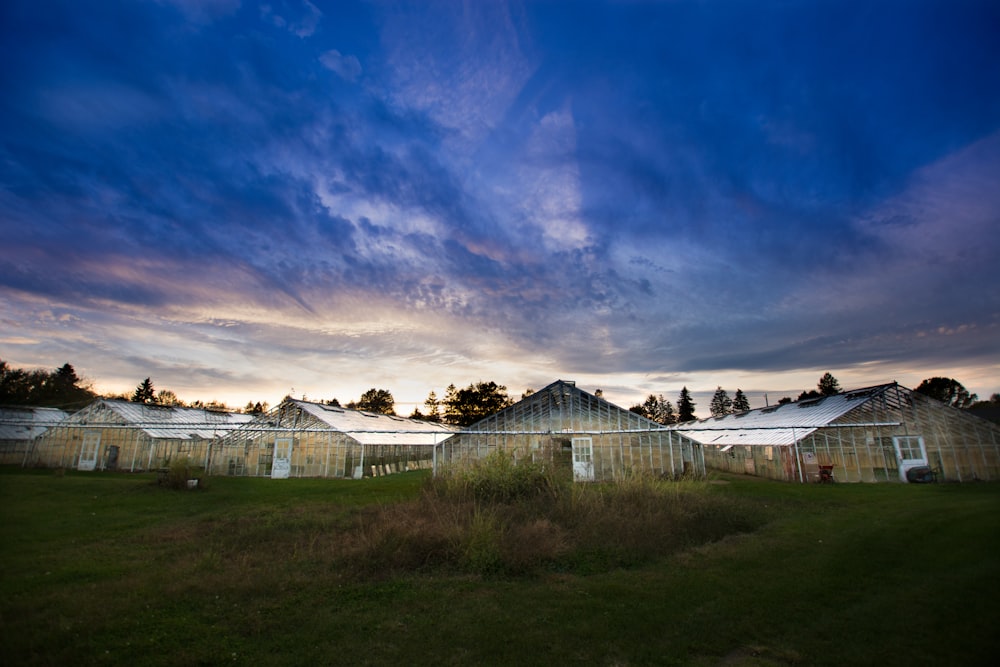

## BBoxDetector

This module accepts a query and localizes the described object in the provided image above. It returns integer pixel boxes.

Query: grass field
[1,466,998,666]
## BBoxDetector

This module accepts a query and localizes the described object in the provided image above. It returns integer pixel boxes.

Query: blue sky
[2,0,999,413]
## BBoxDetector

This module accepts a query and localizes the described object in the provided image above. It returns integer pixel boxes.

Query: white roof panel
[292,400,456,446]
[99,400,254,440]
[675,384,896,447]
[0,406,69,441]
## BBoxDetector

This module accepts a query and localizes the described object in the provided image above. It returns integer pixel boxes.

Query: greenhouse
[435,380,704,481]
[26,399,253,471]
[207,398,456,479]
[0,406,68,465]
[678,383,1000,483]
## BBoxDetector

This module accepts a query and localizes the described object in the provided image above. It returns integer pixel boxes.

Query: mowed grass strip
[1,466,998,666]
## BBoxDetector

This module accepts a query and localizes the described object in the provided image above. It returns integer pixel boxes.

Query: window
[893,436,924,462]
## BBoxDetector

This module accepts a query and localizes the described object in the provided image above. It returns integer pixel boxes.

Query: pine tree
[677,387,696,422]
[733,389,751,413]
[817,372,841,396]
[709,387,732,417]
[132,377,156,404]
[423,390,442,422]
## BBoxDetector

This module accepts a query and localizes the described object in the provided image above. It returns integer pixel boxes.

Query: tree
[677,387,696,423]
[191,399,229,411]
[914,377,978,409]
[354,388,396,415]
[443,381,513,427]
[244,401,268,414]
[659,398,677,425]
[968,393,1000,425]
[422,391,442,423]
[156,389,183,406]
[709,387,733,417]
[132,378,156,404]
[777,396,793,405]
[733,389,750,413]
[630,394,675,425]
[818,372,841,396]
[0,360,95,409]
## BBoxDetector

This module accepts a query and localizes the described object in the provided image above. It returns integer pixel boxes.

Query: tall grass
[335,450,767,577]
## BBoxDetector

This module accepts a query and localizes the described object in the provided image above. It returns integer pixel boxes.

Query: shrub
[160,456,205,490]
[429,448,564,504]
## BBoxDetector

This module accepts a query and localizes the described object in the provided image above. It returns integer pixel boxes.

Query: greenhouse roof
[95,400,254,439]
[0,406,69,441]
[675,383,898,447]
[291,399,456,446]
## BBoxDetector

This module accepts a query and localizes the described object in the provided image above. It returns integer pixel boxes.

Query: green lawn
[1,467,998,666]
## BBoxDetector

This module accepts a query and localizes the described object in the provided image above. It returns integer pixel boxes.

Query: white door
[572,437,594,482]
[271,437,292,479]
[893,435,928,482]
[78,432,101,471]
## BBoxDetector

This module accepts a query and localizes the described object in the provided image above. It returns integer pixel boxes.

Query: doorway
[572,437,594,482]
[271,437,293,479]
[893,435,927,482]
[77,432,101,471]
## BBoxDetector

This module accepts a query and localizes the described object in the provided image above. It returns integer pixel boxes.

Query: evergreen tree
[423,390,442,422]
[642,394,677,425]
[660,398,676,425]
[818,372,842,396]
[733,389,751,413]
[709,387,732,417]
[132,378,156,404]
[442,384,460,424]
[677,387,697,422]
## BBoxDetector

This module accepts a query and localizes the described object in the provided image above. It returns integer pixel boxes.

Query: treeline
[0,360,96,410]
[0,359,521,426]
[628,373,845,424]
[328,381,518,427]
[5,359,997,425]
[629,372,1000,425]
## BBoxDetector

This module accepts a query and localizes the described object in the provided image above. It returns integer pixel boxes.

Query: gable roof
[79,399,254,440]
[463,379,666,432]
[0,406,69,441]
[675,383,899,447]
[282,399,456,446]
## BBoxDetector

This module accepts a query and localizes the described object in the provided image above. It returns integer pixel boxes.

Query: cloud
[378,1,535,151]
[319,49,362,82]
[261,1,322,37]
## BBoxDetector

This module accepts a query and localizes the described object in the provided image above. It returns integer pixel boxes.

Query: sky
[2,0,999,415]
